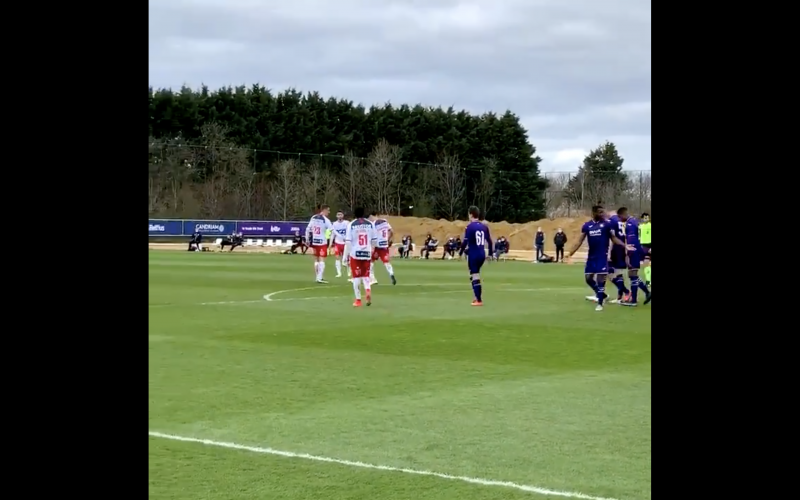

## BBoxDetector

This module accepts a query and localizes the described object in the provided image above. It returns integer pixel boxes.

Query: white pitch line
[263,283,464,302]
[148,431,621,500]
[149,286,589,307]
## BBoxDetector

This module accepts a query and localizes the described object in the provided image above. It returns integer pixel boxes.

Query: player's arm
[459,229,469,256]
[627,222,646,254]
[566,231,587,258]
[343,225,352,256]
[305,218,313,242]
[485,227,494,255]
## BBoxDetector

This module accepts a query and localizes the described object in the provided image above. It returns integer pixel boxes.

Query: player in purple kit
[605,208,632,303]
[617,211,651,306]
[459,206,493,306]
[566,205,626,311]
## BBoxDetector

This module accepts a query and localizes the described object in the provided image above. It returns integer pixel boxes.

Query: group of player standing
[565,205,651,311]
[305,205,397,306]
[303,203,651,311]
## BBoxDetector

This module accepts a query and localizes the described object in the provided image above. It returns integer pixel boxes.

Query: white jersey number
[355,232,370,259]
[475,230,485,246]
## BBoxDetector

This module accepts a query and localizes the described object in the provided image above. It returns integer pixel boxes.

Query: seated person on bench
[398,235,413,258]
[282,231,308,254]
[493,236,509,259]
[442,236,458,259]
[420,234,438,259]
[220,231,244,251]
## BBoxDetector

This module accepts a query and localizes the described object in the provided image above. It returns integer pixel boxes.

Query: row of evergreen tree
[149,85,639,221]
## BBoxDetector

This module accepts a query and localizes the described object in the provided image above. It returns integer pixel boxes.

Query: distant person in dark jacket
[494,237,510,260]
[553,228,567,262]
[534,227,545,262]
[188,231,203,251]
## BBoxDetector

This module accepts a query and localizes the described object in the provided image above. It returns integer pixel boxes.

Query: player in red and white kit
[306,204,333,283]
[344,207,377,306]
[368,212,396,285]
[331,210,350,279]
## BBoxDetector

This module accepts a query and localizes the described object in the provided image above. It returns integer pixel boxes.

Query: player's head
[368,210,377,221]
[617,207,629,221]
[641,212,650,222]
[319,204,330,216]
[468,205,480,221]
[353,207,365,219]
[336,210,344,221]
[591,205,605,220]
[557,227,562,233]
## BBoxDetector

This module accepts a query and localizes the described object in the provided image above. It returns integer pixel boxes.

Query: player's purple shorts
[468,255,485,274]
[585,256,609,275]
[626,250,643,270]
[609,246,627,272]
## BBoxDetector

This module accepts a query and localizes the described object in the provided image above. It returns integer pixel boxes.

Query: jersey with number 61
[461,221,493,258]
[306,214,332,246]
[372,218,392,248]
[345,218,377,260]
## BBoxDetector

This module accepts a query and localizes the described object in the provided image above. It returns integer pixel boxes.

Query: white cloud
[149,0,651,173]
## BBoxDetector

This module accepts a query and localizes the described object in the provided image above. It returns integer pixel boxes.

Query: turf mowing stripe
[148,431,621,500]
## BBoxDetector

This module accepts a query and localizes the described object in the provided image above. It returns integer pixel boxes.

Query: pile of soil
[383,216,586,251]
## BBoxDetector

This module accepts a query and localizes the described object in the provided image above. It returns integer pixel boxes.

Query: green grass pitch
[149,251,651,500]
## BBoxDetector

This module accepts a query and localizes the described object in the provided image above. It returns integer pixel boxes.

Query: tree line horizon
[149,84,650,222]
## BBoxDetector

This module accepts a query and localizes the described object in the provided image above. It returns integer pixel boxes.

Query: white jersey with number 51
[345,218,377,260]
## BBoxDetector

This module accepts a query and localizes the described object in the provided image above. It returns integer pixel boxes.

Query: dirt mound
[384,216,586,251]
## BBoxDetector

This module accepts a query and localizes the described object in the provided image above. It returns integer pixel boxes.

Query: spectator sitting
[420,234,439,259]
[442,236,458,259]
[494,236,510,260]
[398,235,413,258]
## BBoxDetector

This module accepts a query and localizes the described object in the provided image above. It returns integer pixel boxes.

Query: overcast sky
[149,0,651,174]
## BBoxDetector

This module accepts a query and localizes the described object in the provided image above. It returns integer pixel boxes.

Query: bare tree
[196,173,230,219]
[170,122,256,218]
[364,139,403,214]
[317,167,340,208]
[339,152,365,213]
[410,166,436,218]
[543,172,572,218]
[149,137,193,216]
[300,160,340,213]
[623,170,651,214]
[473,158,497,218]
[148,176,164,215]
[270,159,302,220]
[433,153,466,220]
